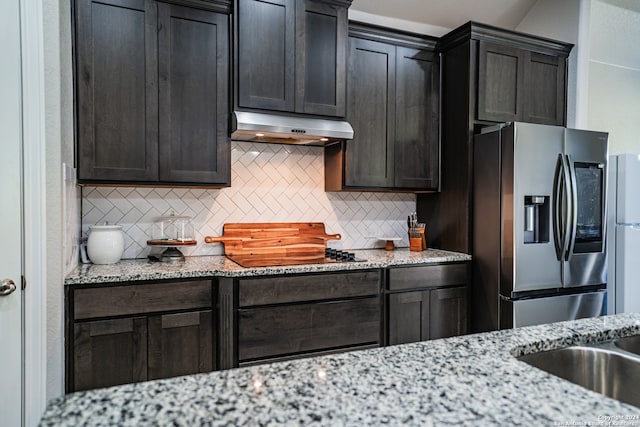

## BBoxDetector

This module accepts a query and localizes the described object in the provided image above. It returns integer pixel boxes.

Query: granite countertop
[40,313,640,426]
[64,248,471,285]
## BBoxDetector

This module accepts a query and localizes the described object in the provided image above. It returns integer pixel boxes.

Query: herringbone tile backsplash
[82,142,416,259]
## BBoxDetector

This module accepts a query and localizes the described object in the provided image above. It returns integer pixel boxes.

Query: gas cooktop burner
[325,248,357,261]
[225,249,366,268]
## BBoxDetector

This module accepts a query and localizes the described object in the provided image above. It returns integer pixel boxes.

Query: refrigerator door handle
[565,154,578,261]
[553,153,571,260]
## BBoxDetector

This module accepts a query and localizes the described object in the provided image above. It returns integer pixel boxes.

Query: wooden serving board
[204,222,341,258]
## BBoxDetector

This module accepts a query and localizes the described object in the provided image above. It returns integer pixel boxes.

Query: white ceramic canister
[87,224,125,264]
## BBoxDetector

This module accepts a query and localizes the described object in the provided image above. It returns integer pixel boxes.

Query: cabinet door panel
[430,286,467,339]
[477,41,524,122]
[148,310,214,380]
[73,317,147,391]
[76,0,158,182]
[238,298,380,361]
[345,38,395,188]
[524,52,566,125]
[296,0,346,116]
[158,4,230,184]
[237,0,295,111]
[394,47,439,189]
[388,291,430,345]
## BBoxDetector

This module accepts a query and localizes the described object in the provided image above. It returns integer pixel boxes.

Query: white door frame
[20,0,48,424]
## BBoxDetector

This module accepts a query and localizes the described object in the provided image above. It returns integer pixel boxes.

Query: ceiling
[350,0,538,31]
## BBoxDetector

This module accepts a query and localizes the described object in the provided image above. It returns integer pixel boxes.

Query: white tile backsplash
[82,141,416,259]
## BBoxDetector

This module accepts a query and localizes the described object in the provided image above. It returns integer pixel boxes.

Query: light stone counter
[40,313,640,426]
[64,248,471,285]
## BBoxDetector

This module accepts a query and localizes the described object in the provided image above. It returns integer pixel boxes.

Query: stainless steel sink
[615,334,640,355]
[518,344,640,408]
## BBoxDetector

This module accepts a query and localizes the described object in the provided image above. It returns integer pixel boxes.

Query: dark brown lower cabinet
[387,262,469,346]
[430,286,467,339]
[232,270,383,366]
[147,310,213,380]
[388,291,429,345]
[73,317,148,391]
[388,286,467,345]
[67,280,214,392]
[238,298,380,361]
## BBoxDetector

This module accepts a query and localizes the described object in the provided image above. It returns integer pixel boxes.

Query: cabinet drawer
[388,263,468,291]
[238,270,380,307]
[74,280,212,320]
[238,297,380,361]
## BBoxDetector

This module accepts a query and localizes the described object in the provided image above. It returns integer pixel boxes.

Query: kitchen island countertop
[40,313,640,426]
[64,248,471,285]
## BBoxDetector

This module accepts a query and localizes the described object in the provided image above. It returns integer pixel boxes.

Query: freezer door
[617,154,640,224]
[509,122,564,293]
[500,291,605,329]
[564,128,608,287]
[616,225,640,313]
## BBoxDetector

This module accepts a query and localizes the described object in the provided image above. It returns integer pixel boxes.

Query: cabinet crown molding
[439,21,573,56]
[167,0,232,13]
[349,21,438,50]
[312,0,353,8]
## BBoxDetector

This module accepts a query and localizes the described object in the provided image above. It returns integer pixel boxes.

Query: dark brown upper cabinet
[325,23,440,191]
[477,40,566,125]
[235,0,350,117]
[75,0,231,186]
[416,22,572,254]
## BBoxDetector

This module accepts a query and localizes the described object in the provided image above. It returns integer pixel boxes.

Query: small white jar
[87,224,124,265]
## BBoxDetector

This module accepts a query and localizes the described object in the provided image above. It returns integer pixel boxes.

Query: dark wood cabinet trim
[217,277,237,370]
[162,0,231,13]
[349,21,437,51]
[438,21,573,55]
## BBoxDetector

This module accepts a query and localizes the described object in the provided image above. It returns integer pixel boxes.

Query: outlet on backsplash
[81,142,415,259]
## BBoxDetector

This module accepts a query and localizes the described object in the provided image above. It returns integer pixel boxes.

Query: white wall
[587,0,640,154]
[43,0,76,400]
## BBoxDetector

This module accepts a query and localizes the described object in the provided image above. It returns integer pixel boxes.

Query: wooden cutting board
[204,222,341,258]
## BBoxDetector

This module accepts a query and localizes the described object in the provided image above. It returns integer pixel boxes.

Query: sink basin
[518,346,640,408]
[615,334,640,355]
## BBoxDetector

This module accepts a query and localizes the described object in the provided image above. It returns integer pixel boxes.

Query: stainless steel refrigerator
[472,122,608,332]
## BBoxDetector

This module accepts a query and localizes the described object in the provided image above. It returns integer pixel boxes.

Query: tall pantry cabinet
[417,22,573,253]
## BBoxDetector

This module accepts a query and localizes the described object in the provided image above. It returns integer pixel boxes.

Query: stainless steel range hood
[231,111,353,146]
